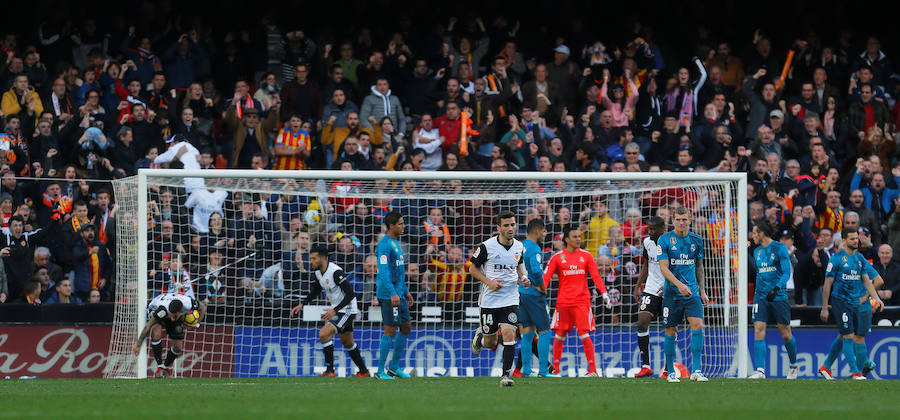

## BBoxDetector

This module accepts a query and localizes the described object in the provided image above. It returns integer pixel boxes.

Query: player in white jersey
[133,292,203,377]
[291,245,370,377]
[469,211,530,387]
[633,216,666,378]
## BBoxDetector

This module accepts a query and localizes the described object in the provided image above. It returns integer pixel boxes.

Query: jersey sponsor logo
[758,266,777,273]
[379,255,388,264]
[840,273,861,281]
[671,253,694,265]
[562,269,586,276]
[493,264,516,270]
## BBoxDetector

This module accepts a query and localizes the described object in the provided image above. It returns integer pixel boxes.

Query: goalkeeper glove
[602,292,612,309]
[766,287,779,302]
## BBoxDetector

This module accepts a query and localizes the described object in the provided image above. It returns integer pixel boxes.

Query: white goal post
[106,169,748,379]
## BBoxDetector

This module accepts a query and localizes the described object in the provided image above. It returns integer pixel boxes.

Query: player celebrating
[818,228,884,380]
[375,212,415,380]
[517,218,559,377]
[658,206,708,382]
[633,216,666,378]
[291,245,370,377]
[749,221,799,379]
[132,292,203,377]
[543,227,611,377]
[470,211,530,387]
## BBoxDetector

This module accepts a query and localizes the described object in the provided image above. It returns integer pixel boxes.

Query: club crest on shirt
[670,237,677,245]
[842,256,848,262]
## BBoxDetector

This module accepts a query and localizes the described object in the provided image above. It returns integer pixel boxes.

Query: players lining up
[134,207,887,381]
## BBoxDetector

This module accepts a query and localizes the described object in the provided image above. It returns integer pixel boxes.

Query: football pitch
[3,377,899,419]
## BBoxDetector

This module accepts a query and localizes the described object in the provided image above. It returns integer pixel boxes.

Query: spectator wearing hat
[225,98,279,168]
[767,109,799,159]
[71,222,110,300]
[547,44,579,112]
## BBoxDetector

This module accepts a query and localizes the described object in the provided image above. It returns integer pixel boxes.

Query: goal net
[105,170,748,378]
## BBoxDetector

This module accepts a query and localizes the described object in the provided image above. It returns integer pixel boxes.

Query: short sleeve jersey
[519,239,544,296]
[471,236,525,308]
[642,236,665,297]
[826,250,868,304]
[148,293,194,321]
[315,262,358,314]
[658,231,704,300]
[376,234,407,299]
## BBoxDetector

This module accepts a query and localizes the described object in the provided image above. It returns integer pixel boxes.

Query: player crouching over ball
[133,293,206,378]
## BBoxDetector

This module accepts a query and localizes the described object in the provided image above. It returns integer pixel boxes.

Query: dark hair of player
[496,210,516,226]
[168,299,184,314]
[755,220,776,239]
[526,218,545,234]
[841,227,858,238]
[310,244,330,259]
[648,216,665,229]
[384,211,402,228]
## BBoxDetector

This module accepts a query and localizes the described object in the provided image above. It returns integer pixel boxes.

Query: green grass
[3,377,899,419]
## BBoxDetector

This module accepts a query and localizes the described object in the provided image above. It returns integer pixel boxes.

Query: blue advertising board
[232,326,900,379]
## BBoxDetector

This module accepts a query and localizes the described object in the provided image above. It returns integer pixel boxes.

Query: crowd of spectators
[2,9,900,318]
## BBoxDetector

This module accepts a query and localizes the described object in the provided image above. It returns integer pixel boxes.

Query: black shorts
[146,307,186,340]
[327,312,356,334]
[638,292,663,318]
[480,305,519,335]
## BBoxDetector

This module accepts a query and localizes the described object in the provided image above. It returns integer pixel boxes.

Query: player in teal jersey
[516,219,558,377]
[819,230,885,379]
[374,212,415,379]
[658,207,708,382]
[818,228,884,380]
[748,221,798,379]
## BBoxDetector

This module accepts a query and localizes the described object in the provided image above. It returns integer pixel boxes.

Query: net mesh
[107,172,744,378]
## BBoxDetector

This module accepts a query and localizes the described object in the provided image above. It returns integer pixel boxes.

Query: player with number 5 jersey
[374,212,414,379]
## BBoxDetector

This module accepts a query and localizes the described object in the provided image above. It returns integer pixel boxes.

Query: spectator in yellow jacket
[1,75,43,119]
